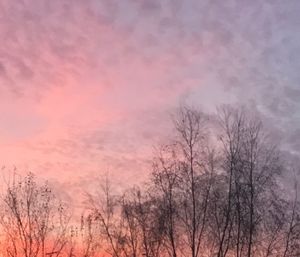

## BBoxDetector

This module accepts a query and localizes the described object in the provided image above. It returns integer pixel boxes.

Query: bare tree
[0,172,71,257]
[214,106,287,257]
[86,177,124,257]
[86,177,165,257]
[282,180,300,257]
[152,144,181,257]
[151,106,216,257]
[76,213,102,257]
[121,187,165,257]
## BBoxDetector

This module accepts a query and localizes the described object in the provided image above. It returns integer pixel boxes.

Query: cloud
[1,0,300,197]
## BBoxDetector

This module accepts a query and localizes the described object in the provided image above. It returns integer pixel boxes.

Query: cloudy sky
[0,0,300,198]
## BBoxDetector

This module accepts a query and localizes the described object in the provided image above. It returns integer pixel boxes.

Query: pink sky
[1,0,300,202]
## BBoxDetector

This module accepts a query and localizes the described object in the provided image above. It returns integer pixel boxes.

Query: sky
[0,0,300,202]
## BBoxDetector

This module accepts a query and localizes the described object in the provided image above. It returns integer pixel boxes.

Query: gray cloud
[1,0,300,192]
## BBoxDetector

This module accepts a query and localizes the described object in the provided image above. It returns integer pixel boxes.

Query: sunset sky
[0,0,300,202]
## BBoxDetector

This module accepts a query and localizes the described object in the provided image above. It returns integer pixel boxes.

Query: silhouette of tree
[2,105,298,257]
[0,173,71,257]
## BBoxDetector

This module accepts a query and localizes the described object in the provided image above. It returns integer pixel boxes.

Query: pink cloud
[1,0,299,202]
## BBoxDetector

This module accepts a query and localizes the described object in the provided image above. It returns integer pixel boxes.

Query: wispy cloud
[0,0,300,197]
